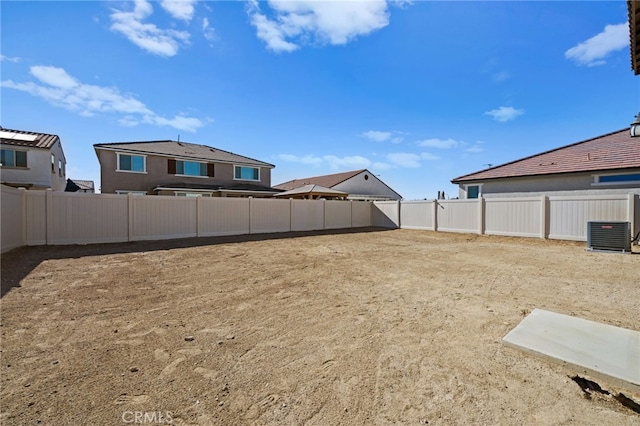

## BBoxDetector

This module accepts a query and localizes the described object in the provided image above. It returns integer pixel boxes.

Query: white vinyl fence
[0,185,373,252]
[374,192,639,242]
[3,184,638,253]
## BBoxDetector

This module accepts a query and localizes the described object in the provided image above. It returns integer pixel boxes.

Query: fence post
[629,193,636,244]
[350,200,353,228]
[196,196,201,237]
[397,200,401,229]
[248,197,253,234]
[20,188,27,247]
[540,195,549,239]
[433,200,438,232]
[45,188,53,245]
[127,193,134,242]
[290,198,294,232]
[478,197,485,235]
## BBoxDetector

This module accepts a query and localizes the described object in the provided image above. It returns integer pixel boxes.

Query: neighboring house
[273,184,348,200]
[451,128,640,198]
[94,140,278,197]
[274,169,402,201]
[0,127,67,191]
[65,179,95,193]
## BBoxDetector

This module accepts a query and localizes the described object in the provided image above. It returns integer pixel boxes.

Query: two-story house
[0,127,67,191]
[93,140,278,197]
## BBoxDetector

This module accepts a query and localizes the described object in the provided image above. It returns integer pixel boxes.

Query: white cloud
[387,152,421,168]
[362,130,403,143]
[371,161,392,171]
[1,55,20,63]
[247,0,391,52]
[2,65,204,132]
[420,152,440,161]
[363,130,392,142]
[202,17,216,42]
[565,23,627,67]
[417,138,460,149]
[160,0,198,22]
[484,106,524,122]
[110,0,190,57]
[276,153,371,170]
[464,141,485,153]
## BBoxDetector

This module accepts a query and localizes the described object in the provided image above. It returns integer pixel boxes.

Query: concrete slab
[503,309,640,393]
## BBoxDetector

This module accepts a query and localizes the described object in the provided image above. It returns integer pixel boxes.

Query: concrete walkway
[503,309,640,393]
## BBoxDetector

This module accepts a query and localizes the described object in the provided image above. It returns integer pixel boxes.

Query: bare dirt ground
[1,228,639,425]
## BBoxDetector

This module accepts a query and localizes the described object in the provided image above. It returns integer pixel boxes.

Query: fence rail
[373,192,639,242]
[0,185,373,252]
[2,184,638,253]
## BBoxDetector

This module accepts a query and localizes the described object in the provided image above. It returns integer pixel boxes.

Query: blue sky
[1,1,637,199]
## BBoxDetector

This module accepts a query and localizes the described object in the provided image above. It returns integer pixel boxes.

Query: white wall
[333,171,402,200]
[1,187,373,251]
[1,185,24,252]
[374,192,639,242]
[0,143,66,191]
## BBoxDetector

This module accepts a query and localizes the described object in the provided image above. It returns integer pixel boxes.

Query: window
[175,192,211,197]
[168,159,213,177]
[117,153,146,172]
[467,185,480,199]
[0,149,27,167]
[115,190,146,195]
[51,154,55,173]
[234,166,259,181]
[58,160,63,177]
[177,160,207,177]
[594,173,640,185]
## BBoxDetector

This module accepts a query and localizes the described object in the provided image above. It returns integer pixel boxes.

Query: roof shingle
[452,128,640,183]
[94,140,274,168]
[274,169,366,190]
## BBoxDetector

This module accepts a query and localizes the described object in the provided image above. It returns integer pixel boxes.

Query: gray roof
[0,127,60,149]
[71,180,95,190]
[94,140,274,168]
[273,184,348,198]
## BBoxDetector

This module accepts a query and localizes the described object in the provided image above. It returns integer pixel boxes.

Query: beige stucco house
[0,127,67,191]
[451,128,640,199]
[274,169,402,201]
[94,140,278,197]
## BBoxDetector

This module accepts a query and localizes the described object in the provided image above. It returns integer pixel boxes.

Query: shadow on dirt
[1,227,392,298]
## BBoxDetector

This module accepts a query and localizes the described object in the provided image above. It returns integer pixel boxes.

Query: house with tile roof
[0,127,67,191]
[451,128,640,198]
[94,140,279,197]
[274,169,402,201]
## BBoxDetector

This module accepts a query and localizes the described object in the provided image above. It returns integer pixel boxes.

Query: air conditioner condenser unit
[586,221,632,253]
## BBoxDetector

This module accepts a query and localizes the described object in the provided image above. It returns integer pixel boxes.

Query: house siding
[459,170,640,199]
[1,142,66,191]
[97,150,272,194]
[332,171,402,200]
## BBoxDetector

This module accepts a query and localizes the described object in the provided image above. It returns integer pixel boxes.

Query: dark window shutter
[207,163,215,177]
[168,159,176,174]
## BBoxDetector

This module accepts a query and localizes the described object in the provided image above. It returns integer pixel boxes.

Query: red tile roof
[452,128,640,183]
[274,169,366,190]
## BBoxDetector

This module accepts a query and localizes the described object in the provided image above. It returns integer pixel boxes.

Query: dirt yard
[1,228,639,425]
